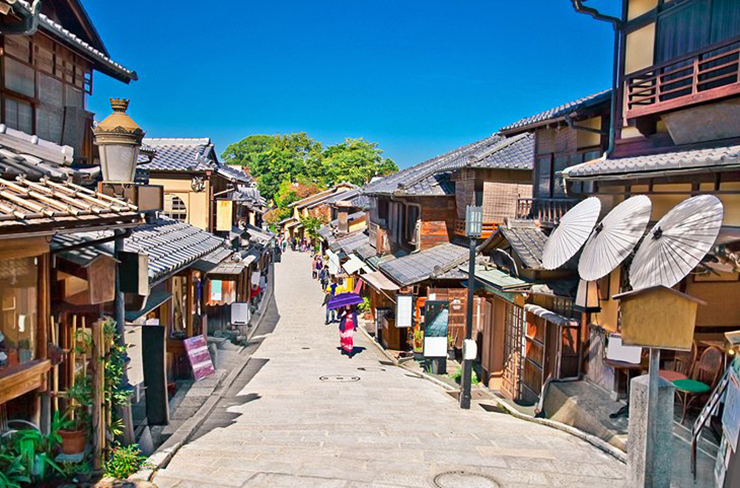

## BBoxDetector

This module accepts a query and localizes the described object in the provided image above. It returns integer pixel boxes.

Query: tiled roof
[291,184,357,209]
[562,143,740,180]
[245,224,275,245]
[51,218,228,284]
[354,242,376,261]
[13,0,138,83]
[379,243,469,286]
[138,138,216,172]
[499,222,548,270]
[0,126,76,180]
[363,134,502,196]
[350,192,370,209]
[465,133,535,170]
[500,90,611,133]
[336,229,369,255]
[364,132,533,198]
[0,176,141,237]
[217,164,251,184]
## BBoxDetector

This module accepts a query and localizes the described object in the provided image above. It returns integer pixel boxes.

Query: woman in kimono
[338,305,358,357]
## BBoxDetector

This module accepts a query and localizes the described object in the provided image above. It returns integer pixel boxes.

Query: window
[164,195,188,222]
[656,0,740,64]
[406,205,420,245]
[0,257,38,373]
[4,97,33,134]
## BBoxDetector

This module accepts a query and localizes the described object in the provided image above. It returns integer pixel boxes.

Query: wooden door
[501,302,525,401]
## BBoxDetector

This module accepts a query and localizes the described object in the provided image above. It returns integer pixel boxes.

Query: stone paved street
[152,250,627,488]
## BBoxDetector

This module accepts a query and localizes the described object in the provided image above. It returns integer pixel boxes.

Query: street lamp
[94,98,145,183]
[461,205,482,410]
[93,97,144,445]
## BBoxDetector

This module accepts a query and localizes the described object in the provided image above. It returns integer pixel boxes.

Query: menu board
[183,335,215,381]
[423,301,449,358]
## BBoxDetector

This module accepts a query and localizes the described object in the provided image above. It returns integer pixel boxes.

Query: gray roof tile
[563,143,740,179]
[500,222,548,270]
[52,218,227,284]
[379,243,469,286]
[138,138,216,172]
[500,90,611,133]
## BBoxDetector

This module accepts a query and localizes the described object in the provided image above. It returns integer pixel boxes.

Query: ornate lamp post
[93,98,144,444]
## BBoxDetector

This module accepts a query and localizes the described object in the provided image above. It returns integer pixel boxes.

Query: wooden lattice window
[164,195,187,222]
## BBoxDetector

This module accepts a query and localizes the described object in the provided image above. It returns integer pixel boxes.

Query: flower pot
[59,428,87,455]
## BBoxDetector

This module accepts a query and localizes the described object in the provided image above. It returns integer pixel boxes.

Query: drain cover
[302,347,310,350]
[431,471,501,488]
[357,366,385,372]
[319,375,360,382]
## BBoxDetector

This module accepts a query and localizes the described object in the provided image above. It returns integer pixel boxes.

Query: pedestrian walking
[312,255,318,279]
[325,278,338,324]
[282,239,287,253]
[319,264,329,290]
[338,305,358,357]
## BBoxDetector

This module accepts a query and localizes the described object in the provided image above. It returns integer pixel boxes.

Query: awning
[524,304,579,327]
[208,261,245,276]
[342,255,366,275]
[362,271,400,291]
[125,292,172,322]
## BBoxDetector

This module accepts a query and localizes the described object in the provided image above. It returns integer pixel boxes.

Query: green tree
[322,138,398,186]
[221,135,275,175]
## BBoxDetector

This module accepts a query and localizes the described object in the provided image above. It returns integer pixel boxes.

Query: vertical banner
[183,334,215,381]
[216,200,233,231]
[396,294,414,328]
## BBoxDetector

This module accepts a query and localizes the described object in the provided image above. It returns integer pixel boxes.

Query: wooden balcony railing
[516,198,577,227]
[454,219,497,239]
[626,36,740,120]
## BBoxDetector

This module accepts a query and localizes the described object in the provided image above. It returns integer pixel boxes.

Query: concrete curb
[358,324,627,465]
[131,264,276,483]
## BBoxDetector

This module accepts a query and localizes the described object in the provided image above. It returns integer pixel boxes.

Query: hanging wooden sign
[216,200,233,231]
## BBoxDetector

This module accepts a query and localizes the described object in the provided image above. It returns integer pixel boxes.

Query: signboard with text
[183,335,215,381]
[423,301,449,358]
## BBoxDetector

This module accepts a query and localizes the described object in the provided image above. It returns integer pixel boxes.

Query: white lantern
[94,98,144,183]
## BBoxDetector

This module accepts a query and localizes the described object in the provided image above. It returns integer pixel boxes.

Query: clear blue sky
[86,0,615,168]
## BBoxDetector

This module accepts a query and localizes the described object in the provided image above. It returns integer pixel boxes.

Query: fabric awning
[125,292,172,322]
[362,271,400,291]
[342,255,366,275]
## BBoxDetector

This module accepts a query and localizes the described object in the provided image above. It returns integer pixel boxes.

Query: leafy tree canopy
[222,133,397,202]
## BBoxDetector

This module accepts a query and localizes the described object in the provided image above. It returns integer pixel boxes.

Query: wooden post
[50,316,59,412]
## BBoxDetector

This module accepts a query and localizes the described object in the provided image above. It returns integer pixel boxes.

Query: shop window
[163,195,187,222]
[4,96,33,135]
[171,275,188,338]
[0,257,38,373]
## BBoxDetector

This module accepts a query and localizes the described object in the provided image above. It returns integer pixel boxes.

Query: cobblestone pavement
[152,250,627,488]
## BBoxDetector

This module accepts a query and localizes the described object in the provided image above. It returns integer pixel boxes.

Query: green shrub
[103,444,149,479]
[452,367,480,385]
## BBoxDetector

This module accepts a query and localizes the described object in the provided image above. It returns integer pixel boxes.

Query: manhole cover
[319,375,360,382]
[431,471,501,488]
[357,366,385,372]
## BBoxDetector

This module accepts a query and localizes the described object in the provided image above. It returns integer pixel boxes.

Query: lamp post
[93,98,144,444]
[461,205,482,410]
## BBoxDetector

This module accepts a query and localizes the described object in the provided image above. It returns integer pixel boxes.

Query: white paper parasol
[578,195,652,281]
[542,197,601,270]
[629,194,724,290]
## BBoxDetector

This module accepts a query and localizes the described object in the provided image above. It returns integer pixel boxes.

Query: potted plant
[358,297,372,320]
[58,373,92,455]
[412,329,424,360]
[447,333,457,360]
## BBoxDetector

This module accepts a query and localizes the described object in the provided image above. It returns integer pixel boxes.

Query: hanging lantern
[94,98,144,183]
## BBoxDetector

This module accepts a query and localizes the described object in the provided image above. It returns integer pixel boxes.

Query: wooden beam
[0,360,51,405]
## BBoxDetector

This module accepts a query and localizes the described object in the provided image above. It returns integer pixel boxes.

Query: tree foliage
[222,133,397,202]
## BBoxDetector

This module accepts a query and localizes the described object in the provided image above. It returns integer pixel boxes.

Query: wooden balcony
[515,198,577,227]
[454,219,497,239]
[626,37,740,120]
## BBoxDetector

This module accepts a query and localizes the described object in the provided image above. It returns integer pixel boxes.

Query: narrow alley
[152,250,627,488]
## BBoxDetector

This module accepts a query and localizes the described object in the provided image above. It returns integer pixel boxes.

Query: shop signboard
[183,334,215,381]
[396,294,414,328]
[423,301,449,358]
[722,367,740,452]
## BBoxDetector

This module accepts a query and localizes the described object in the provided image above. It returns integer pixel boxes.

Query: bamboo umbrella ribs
[629,194,724,291]
[578,195,652,282]
[542,197,602,271]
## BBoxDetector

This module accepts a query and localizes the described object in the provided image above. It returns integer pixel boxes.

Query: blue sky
[86,1,615,168]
